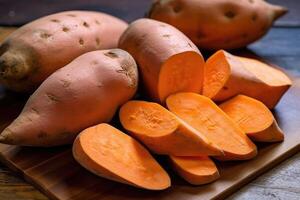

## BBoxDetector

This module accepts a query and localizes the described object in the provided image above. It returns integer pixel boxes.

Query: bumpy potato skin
[149,0,287,50]
[0,49,138,146]
[119,18,204,102]
[0,11,128,91]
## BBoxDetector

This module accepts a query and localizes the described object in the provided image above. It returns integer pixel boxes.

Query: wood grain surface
[0,0,299,27]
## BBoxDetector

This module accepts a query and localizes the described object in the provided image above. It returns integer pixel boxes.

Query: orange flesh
[237,57,292,86]
[119,101,179,137]
[119,100,223,156]
[219,95,284,142]
[73,123,170,190]
[158,51,204,102]
[166,93,257,160]
[220,95,274,133]
[171,156,217,175]
[203,50,230,98]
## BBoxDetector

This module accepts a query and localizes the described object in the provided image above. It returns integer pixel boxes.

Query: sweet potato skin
[0,11,128,92]
[119,18,204,102]
[0,49,138,146]
[203,50,292,109]
[149,0,287,50]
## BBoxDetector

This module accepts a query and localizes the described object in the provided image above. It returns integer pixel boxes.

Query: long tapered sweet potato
[73,123,171,190]
[203,50,292,108]
[149,0,287,50]
[166,93,257,160]
[0,11,128,92]
[0,49,138,146]
[119,18,204,103]
[119,100,223,156]
[170,156,220,185]
[220,95,284,142]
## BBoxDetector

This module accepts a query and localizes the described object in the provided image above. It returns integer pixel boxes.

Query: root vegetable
[119,18,204,103]
[203,50,292,108]
[166,92,257,160]
[149,0,287,50]
[0,49,138,146]
[170,156,220,185]
[220,95,284,142]
[73,123,171,190]
[0,11,128,92]
[119,100,223,156]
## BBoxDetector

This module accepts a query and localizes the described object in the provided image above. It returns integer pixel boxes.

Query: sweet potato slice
[166,93,257,160]
[220,95,284,142]
[119,18,204,103]
[170,156,220,185]
[73,123,171,190]
[203,50,292,108]
[119,100,223,156]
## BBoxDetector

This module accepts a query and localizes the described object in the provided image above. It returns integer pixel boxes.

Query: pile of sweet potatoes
[0,0,292,190]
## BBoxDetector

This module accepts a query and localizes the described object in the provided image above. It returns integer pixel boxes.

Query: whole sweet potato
[0,49,138,146]
[0,11,128,91]
[149,0,287,50]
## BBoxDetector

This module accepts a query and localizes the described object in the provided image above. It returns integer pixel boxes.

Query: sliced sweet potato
[220,95,284,142]
[166,93,257,160]
[170,156,220,185]
[73,123,171,190]
[119,100,223,156]
[119,18,204,103]
[203,50,292,108]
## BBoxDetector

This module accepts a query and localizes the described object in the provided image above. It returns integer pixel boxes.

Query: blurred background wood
[0,0,299,199]
[0,0,298,27]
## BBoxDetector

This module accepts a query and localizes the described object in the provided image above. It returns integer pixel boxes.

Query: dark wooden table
[0,0,299,199]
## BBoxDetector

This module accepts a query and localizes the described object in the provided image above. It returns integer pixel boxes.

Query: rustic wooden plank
[228,152,300,200]
[0,163,47,200]
[269,0,300,27]
[0,0,298,27]
[0,0,152,26]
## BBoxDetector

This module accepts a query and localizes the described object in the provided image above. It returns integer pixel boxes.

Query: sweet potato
[220,95,284,142]
[0,11,128,92]
[203,50,292,108]
[73,123,171,190]
[119,100,223,156]
[166,93,257,160]
[170,156,219,185]
[0,49,138,146]
[119,18,204,103]
[149,0,287,50]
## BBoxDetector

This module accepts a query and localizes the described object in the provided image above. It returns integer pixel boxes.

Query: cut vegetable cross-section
[170,156,220,185]
[119,100,223,156]
[220,95,284,142]
[203,50,292,108]
[166,93,257,160]
[73,123,171,190]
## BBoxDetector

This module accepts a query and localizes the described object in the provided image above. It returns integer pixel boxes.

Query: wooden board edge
[214,143,300,200]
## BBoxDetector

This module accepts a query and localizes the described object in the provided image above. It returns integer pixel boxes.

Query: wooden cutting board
[0,71,299,200]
